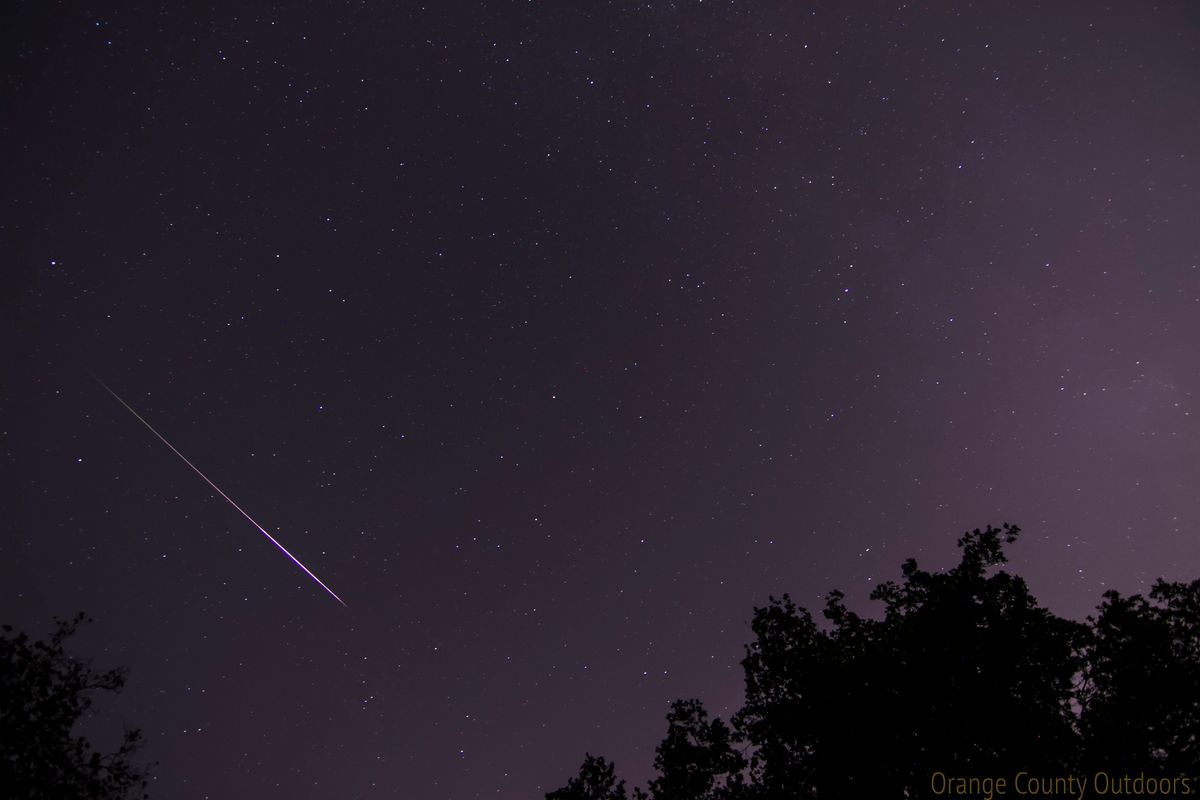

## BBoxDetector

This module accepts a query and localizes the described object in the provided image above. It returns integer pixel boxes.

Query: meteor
[92,375,347,607]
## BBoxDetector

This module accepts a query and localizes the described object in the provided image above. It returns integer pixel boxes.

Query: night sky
[3,2,1200,797]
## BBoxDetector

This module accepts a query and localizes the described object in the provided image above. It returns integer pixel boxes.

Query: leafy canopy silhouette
[0,613,150,799]
[547,524,1200,799]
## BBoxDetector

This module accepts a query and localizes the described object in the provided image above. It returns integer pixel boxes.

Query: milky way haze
[2,2,1199,798]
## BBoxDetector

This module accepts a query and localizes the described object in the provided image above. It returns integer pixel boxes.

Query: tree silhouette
[647,699,744,800]
[0,613,149,799]
[1079,578,1200,774]
[734,524,1086,796]
[547,754,634,800]
[548,524,1199,799]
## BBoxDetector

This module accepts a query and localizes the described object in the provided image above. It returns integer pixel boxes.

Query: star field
[2,2,1199,798]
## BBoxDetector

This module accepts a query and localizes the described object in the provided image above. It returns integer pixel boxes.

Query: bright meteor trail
[92,375,348,607]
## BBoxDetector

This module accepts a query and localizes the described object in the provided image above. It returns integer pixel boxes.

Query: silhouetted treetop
[1080,578,1200,775]
[0,613,149,799]
[547,754,633,800]
[648,699,744,800]
[547,524,1200,799]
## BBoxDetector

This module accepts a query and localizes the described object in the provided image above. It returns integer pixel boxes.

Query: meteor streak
[92,375,347,607]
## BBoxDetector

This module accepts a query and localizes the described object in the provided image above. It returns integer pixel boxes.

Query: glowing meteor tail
[91,374,347,607]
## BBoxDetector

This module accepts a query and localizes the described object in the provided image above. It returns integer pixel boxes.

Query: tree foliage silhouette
[547,754,633,800]
[1079,578,1200,775]
[547,524,1200,799]
[735,524,1086,796]
[647,699,744,800]
[0,613,149,799]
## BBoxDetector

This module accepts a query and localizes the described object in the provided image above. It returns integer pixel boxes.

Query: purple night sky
[2,1,1199,797]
